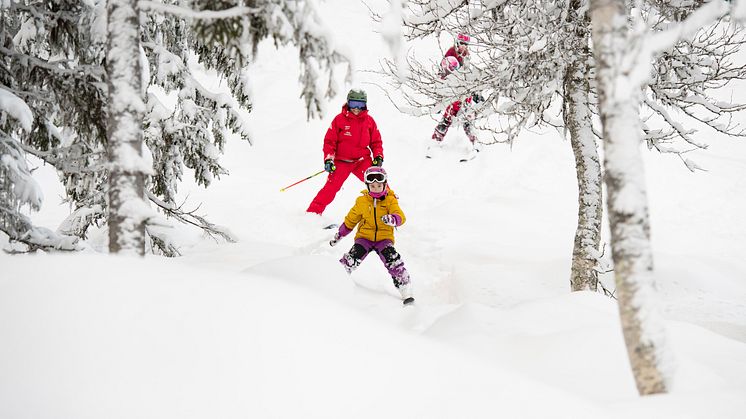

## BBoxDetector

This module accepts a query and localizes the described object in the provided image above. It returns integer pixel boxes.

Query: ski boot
[460,124,481,162]
[427,123,447,159]
[432,122,448,141]
[397,283,414,305]
[340,243,367,274]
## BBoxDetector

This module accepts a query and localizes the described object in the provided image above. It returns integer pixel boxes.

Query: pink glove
[381,214,401,227]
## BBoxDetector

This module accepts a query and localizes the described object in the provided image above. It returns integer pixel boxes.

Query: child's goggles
[348,100,367,110]
[365,172,386,183]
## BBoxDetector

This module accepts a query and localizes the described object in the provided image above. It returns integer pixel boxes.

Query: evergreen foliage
[1,0,350,254]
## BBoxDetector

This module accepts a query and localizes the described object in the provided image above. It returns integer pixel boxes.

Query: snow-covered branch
[146,191,237,244]
[139,1,257,19]
[628,0,730,90]
[0,46,105,81]
[0,88,34,131]
[402,0,471,35]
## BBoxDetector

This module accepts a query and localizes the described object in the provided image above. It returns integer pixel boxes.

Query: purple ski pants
[340,238,411,287]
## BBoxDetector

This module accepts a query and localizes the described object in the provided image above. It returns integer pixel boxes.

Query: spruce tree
[1,0,351,254]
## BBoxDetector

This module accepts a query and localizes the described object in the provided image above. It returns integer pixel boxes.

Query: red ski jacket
[323,105,383,161]
[445,96,474,117]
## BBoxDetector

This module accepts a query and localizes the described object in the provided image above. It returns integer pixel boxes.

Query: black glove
[372,156,383,167]
[324,159,336,173]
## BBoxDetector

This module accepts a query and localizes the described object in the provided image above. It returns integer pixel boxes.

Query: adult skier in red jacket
[307,89,384,215]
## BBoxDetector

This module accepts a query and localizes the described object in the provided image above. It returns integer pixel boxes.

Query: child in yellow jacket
[329,167,413,304]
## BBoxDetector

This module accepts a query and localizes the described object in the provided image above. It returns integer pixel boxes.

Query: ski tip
[403,297,415,306]
[322,223,339,230]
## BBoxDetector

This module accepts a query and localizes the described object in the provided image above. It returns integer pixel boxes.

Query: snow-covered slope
[1,254,619,419]
[2,0,746,418]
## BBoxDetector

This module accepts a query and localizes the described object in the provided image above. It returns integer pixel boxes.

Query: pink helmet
[364,166,388,199]
[440,56,460,74]
[456,33,471,46]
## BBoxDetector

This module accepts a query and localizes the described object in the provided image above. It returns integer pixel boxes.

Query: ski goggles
[365,172,386,183]
[348,100,367,110]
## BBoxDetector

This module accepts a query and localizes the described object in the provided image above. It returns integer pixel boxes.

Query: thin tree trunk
[590,0,670,395]
[106,0,148,255]
[565,1,602,292]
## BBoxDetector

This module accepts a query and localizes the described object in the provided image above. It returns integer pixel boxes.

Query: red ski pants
[306,156,372,215]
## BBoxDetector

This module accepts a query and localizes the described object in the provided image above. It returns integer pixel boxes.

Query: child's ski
[459,146,480,162]
[403,297,415,305]
[323,223,339,230]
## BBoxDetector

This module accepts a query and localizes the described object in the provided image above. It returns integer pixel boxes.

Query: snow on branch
[0,88,33,132]
[1,130,44,214]
[139,1,258,19]
[146,190,237,244]
[628,0,730,90]
[402,0,472,34]
[643,96,702,146]
[1,221,80,253]
[0,45,105,80]
[384,0,593,146]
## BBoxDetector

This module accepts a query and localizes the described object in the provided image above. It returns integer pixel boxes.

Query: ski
[323,223,339,230]
[403,297,415,305]
[459,147,480,162]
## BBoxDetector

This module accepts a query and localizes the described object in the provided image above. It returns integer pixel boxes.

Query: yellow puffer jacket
[343,189,406,243]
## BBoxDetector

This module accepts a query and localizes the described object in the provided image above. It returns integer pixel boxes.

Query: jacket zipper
[373,198,378,242]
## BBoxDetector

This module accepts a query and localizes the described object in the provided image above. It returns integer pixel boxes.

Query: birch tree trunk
[589,0,670,395]
[565,1,602,292]
[106,0,148,255]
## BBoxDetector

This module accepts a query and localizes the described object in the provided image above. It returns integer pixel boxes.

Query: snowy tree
[106,0,148,255]
[589,0,733,395]
[383,0,604,292]
[384,0,746,292]
[1,0,351,255]
[0,1,92,252]
[141,0,353,251]
[640,3,746,169]
[386,0,743,394]
[178,0,352,120]
[0,88,78,251]
[563,0,604,293]
[590,0,669,395]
